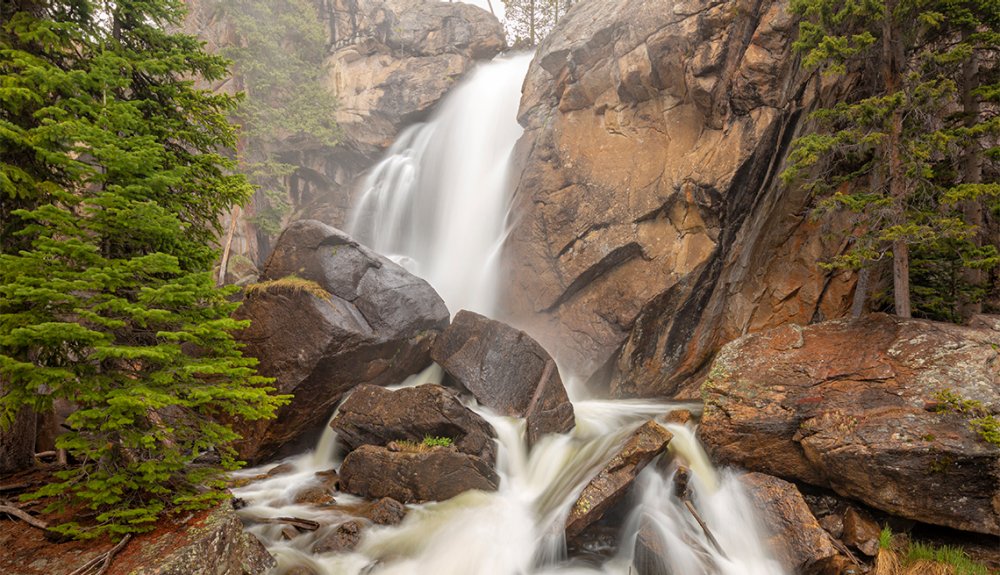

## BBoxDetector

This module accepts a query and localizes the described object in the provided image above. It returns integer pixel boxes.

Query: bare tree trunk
[529,0,535,45]
[959,27,983,318]
[883,0,911,318]
[851,266,871,318]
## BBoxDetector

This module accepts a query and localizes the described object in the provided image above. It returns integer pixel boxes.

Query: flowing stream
[233,53,786,575]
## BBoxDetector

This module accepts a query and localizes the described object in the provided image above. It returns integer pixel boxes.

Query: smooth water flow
[349,53,531,316]
[234,53,787,575]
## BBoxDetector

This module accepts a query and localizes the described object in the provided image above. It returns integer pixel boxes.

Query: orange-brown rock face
[699,315,1000,536]
[498,0,854,396]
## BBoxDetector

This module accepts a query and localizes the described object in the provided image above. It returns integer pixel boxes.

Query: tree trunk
[959,27,983,318]
[0,405,36,475]
[883,0,911,318]
[892,239,911,317]
[529,0,536,45]
[851,266,871,318]
[217,205,241,287]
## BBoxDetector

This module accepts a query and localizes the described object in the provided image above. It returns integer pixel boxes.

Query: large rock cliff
[498,0,855,396]
[314,0,505,225]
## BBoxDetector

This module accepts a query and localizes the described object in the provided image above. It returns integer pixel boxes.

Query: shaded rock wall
[499,0,855,396]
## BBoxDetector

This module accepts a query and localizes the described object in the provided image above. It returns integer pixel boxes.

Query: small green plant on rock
[931,389,1000,448]
[875,527,991,575]
[906,542,991,575]
[422,436,453,448]
[392,436,454,453]
[969,416,1000,447]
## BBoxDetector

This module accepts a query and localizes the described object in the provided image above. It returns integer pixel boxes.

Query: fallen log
[0,503,48,530]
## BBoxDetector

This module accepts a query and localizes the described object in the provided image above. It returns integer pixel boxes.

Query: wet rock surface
[740,472,849,575]
[312,520,364,554]
[565,421,673,538]
[233,220,449,463]
[841,507,881,557]
[366,497,407,526]
[330,383,496,463]
[700,315,1000,535]
[498,0,855,395]
[339,444,499,503]
[0,503,274,575]
[431,310,575,445]
[632,516,672,575]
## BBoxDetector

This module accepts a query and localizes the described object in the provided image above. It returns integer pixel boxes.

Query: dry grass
[903,560,954,575]
[877,549,903,575]
[873,530,991,575]
[244,275,331,301]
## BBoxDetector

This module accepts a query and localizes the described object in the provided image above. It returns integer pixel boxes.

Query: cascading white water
[233,52,788,575]
[348,53,531,316]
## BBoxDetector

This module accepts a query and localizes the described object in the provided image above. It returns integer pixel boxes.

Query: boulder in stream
[330,383,497,463]
[431,310,575,445]
[312,520,364,554]
[632,516,672,575]
[232,220,450,463]
[700,314,1000,535]
[740,472,849,575]
[339,444,499,503]
[565,421,673,539]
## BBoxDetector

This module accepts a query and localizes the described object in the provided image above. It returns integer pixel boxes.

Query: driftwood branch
[673,467,728,559]
[682,499,728,559]
[254,516,320,531]
[828,533,863,567]
[0,501,48,530]
[67,534,132,575]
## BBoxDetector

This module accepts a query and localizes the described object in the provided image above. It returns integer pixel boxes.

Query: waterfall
[233,53,787,575]
[348,53,530,316]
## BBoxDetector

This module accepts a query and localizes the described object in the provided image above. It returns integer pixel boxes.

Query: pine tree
[502,0,574,47]
[783,0,999,319]
[0,0,286,538]
[926,2,1000,317]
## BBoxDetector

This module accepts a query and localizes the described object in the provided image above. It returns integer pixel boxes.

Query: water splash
[235,51,787,575]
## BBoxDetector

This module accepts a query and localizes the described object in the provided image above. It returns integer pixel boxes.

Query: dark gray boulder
[339,444,499,503]
[233,220,450,463]
[431,310,574,445]
[330,383,497,463]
